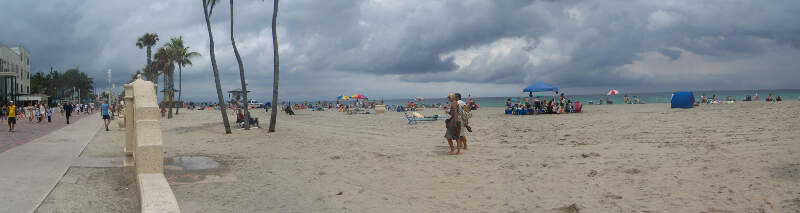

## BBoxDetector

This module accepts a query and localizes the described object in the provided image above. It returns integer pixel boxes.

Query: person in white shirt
[455,93,472,150]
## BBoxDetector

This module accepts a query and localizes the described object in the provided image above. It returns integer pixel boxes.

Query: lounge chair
[403,112,439,124]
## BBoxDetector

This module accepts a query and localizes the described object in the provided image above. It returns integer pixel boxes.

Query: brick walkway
[1,111,95,153]
[0,114,101,213]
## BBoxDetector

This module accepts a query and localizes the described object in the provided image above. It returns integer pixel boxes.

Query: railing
[123,75,181,213]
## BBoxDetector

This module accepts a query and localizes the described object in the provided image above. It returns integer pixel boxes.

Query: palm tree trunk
[167,67,174,118]
[162,71,168,116]
[146,46,152,80]
[230,0,251,130]
[203,0,232,134]
[268,0,280,132]
[176,65,182,115]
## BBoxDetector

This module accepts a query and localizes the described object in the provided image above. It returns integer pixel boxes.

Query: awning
[523,81,558,93]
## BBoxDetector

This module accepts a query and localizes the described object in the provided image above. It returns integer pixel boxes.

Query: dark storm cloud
[2,0,799,100]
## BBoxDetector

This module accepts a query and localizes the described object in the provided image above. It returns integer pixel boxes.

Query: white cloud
[647,10,681,30]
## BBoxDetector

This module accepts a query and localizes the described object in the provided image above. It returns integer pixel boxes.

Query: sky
[1,0,799,102]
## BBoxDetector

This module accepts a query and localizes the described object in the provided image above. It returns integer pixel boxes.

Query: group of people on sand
[444,93,473,155]
[702,92,784,103]
[506,93,581,115]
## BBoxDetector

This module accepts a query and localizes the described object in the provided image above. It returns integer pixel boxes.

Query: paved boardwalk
[0,115,101,213]
[1,112,91,153]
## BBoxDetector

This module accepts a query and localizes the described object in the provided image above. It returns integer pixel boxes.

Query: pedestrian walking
[101,101,111,131]
[46,106,52,123]
[7,101,16,132]
[27,104,34,123]
[35,105,42,123]
[64,101,74,124]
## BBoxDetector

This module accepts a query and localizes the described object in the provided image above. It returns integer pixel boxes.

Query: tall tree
[153,47,175,118]
[30,72,46,94]
[230,0,252,130]
[167,37,201,115]
[268,0,280,132]
[203,0,232,133]
[136,33,160,83]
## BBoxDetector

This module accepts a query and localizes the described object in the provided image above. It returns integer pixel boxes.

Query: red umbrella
[607,89,619,96]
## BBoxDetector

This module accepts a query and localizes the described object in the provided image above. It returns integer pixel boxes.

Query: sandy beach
[100,101,794,212]
[34,101,800,212]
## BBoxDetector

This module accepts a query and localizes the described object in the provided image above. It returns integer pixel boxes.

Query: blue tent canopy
[523,81,559,93]
[670,91,694,108]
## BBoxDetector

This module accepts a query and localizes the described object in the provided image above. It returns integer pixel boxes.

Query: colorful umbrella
[414,97,424,101]
[337,95,349,100]
[350,94,367,99]
[607,89,619,96]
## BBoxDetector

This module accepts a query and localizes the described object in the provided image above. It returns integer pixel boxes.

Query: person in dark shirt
[63,101,74,124]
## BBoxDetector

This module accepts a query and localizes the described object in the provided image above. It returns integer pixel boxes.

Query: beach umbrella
[338,95,349,100]
[414,97,424,101]
[350,94,367,99]
[607,89,619,96]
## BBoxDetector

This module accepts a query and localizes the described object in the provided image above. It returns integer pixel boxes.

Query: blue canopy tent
[523,81,559,97]
[670,91,694,108]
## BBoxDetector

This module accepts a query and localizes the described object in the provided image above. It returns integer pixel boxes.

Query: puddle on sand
[171,156,220,170]
[165,155,235,184]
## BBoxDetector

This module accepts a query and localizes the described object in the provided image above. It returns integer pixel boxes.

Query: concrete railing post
[124,83,135,166]
[118,99,126,129]
[128,77,181,213]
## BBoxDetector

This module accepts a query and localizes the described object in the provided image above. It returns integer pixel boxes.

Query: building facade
[0,43,31,103]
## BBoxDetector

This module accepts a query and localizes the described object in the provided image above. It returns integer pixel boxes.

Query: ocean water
[380,89,800,108]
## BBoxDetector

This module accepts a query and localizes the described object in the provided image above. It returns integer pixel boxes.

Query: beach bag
[458,105,471,125]
[461,107,472,121]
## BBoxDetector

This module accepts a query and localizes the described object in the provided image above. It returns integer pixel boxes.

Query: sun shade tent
[670,91,695,108]
[523,81,559,97]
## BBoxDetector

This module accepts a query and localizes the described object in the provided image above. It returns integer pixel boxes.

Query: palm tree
[136,33,159,83]
[166,37,201,115]
[203,0,232,133]
[268,0,280,132]
[153,47,175,118]
[229,0,252,130]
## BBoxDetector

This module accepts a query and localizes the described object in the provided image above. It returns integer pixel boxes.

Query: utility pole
[107,69,111,102]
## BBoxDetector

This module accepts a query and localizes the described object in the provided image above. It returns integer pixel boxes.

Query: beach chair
[403,112,439,124]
